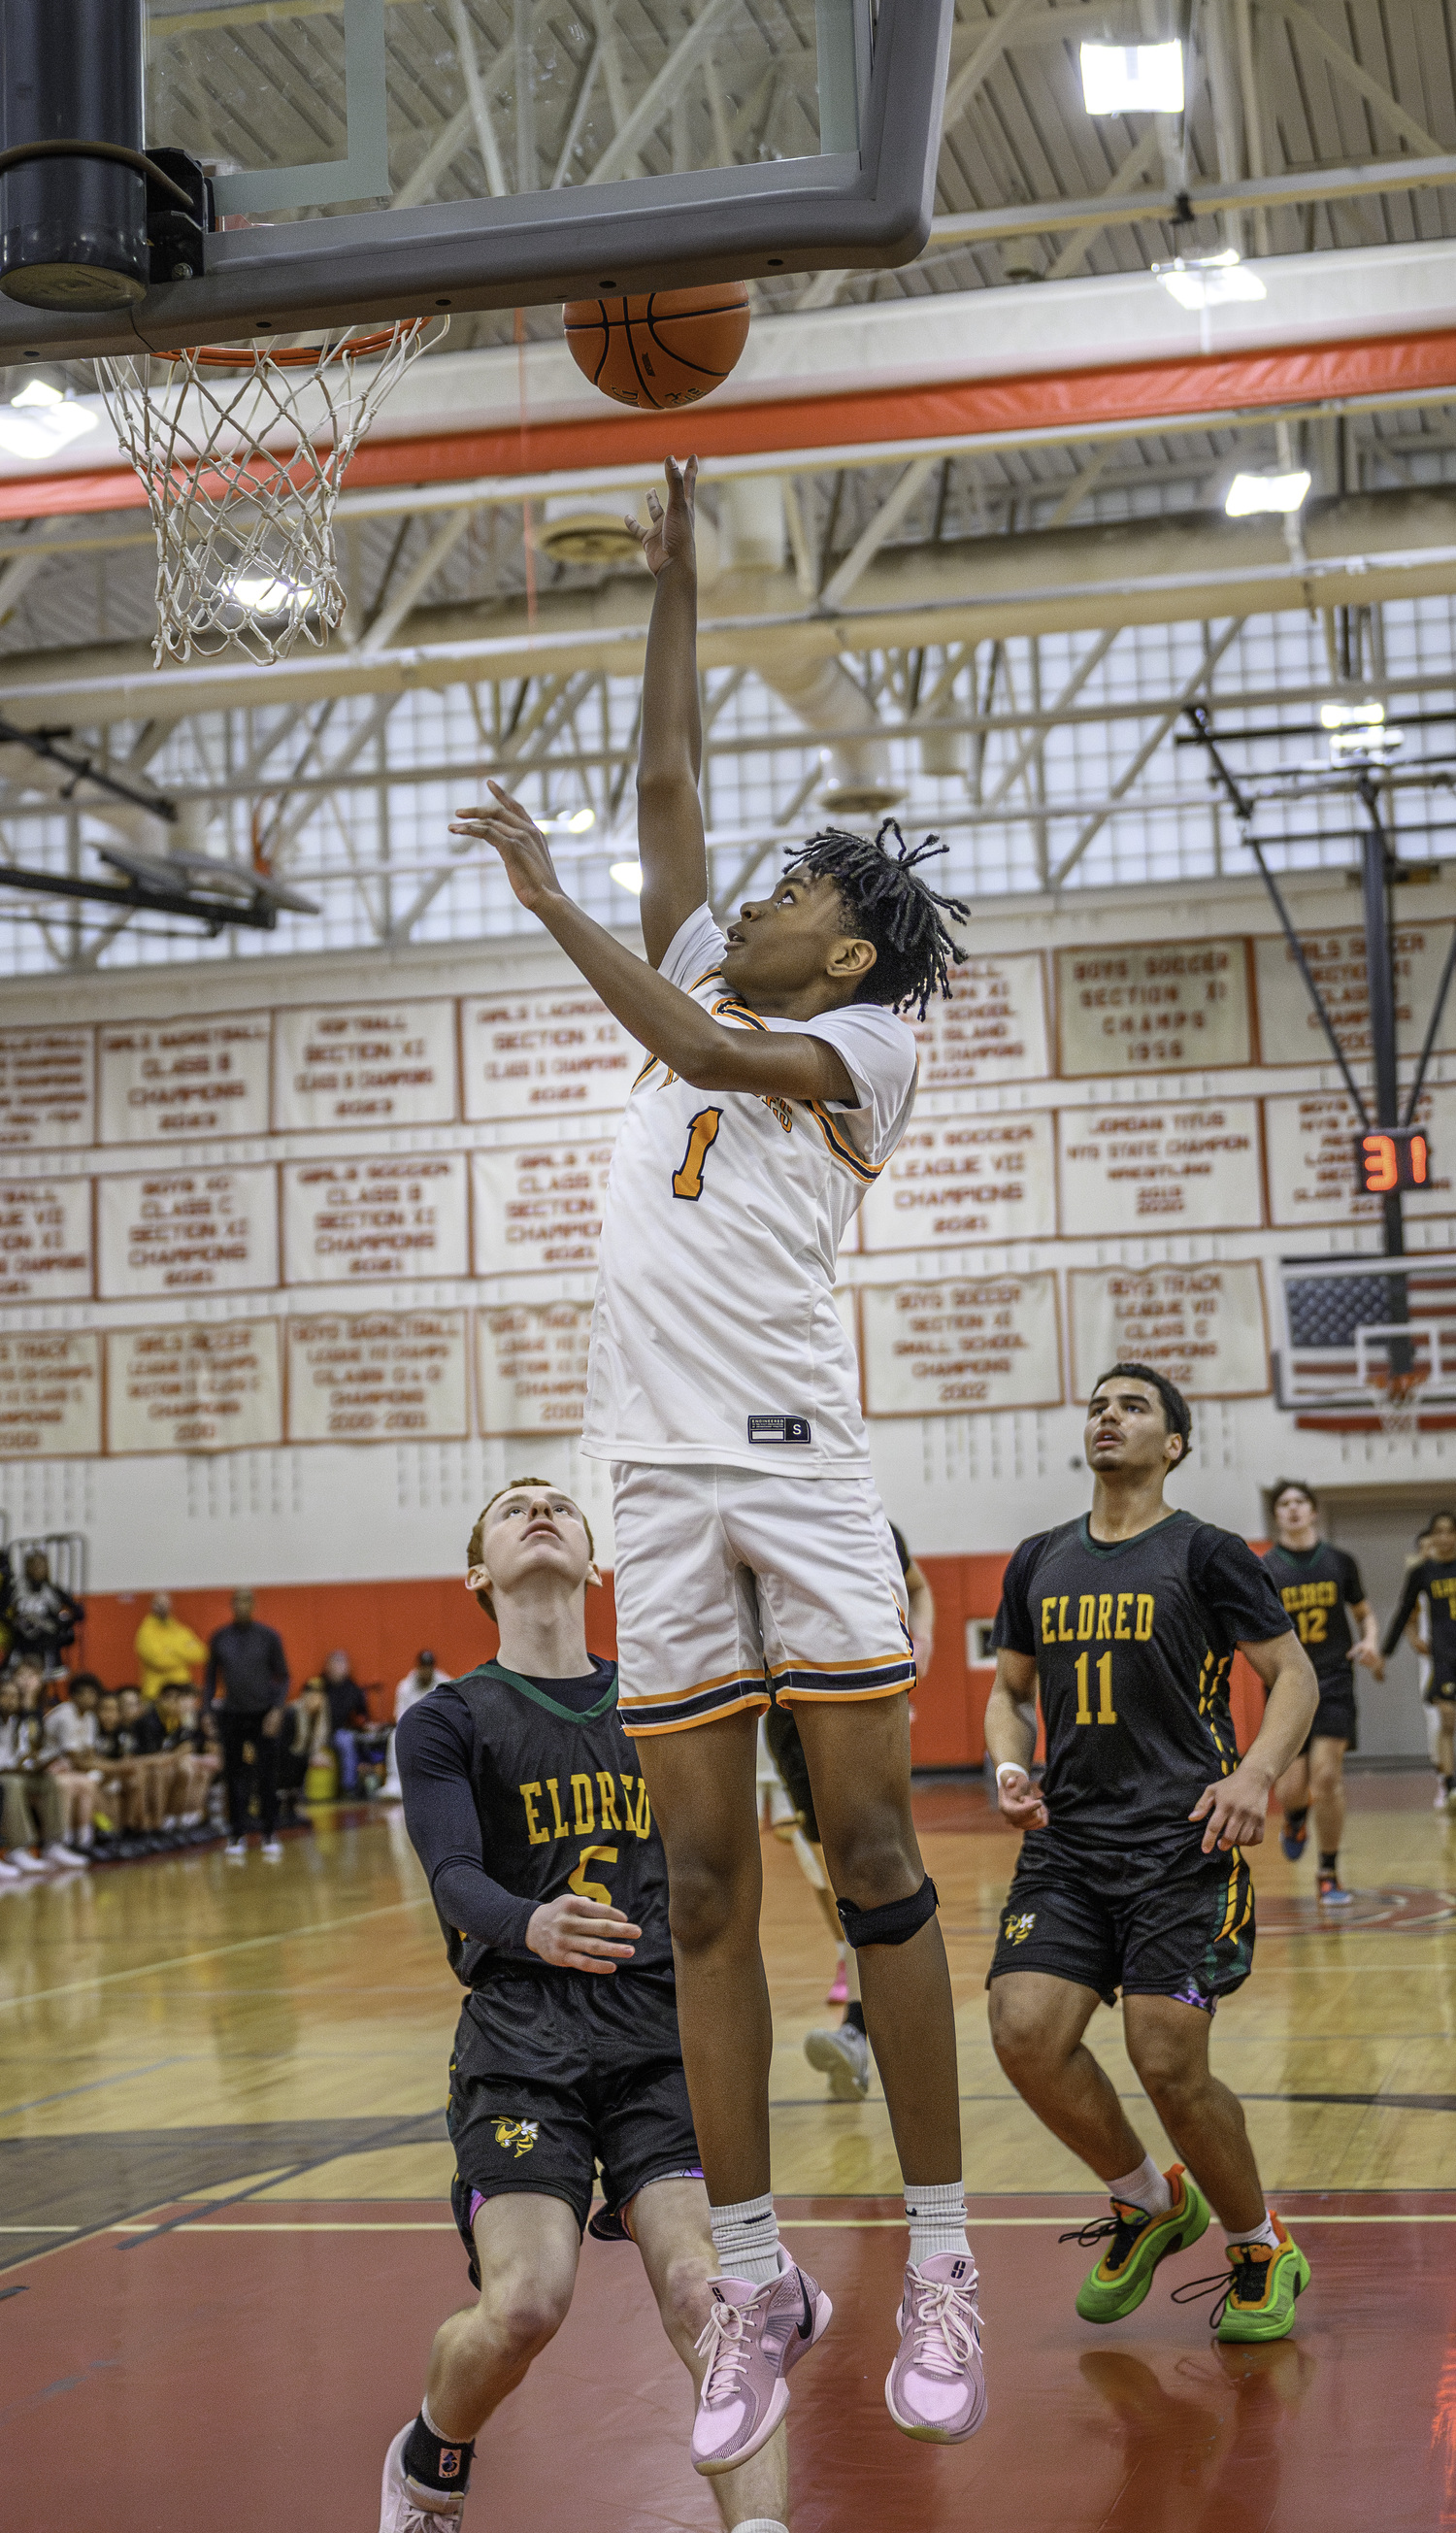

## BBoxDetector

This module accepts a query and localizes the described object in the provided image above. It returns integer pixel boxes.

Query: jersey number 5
[569,1844,618,1906]
[672,1107,722,1201]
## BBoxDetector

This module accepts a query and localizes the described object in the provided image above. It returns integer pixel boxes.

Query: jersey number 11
[1074,1650,1118,1726]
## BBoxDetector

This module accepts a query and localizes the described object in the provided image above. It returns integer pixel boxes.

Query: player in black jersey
[1382,1506,1456,1812]
[1262,1481,1383,1904]
[983,1365,1318,2345]
[381,1480,787,2533]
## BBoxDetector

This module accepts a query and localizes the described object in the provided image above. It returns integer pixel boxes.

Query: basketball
[562,282,750,410]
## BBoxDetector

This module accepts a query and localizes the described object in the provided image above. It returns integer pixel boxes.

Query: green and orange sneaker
[1064,2166,1210,2324]
[1172,2215,1311,2344]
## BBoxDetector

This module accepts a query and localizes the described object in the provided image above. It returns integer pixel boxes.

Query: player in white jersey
[450,456,985,2472]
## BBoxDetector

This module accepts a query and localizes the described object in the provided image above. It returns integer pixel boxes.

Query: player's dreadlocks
[781,818,969,1019]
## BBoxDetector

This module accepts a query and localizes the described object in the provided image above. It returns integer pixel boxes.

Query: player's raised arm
[629,455,709,967]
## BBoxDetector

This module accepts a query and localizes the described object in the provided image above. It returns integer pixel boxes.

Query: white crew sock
[710,2192,781,2287]
[1107,2154,1172,2217]
[736,2521,790,2532]
[1225,2212,1279,2251]
[905,2180,971,2269]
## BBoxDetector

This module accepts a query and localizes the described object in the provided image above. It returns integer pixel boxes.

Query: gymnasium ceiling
[8,0,1456,965]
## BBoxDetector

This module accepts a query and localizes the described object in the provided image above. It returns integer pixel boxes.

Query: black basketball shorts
[1424,1675,1456,1708]
[1302,1680,1358,1753]
[447,1969,700,2279]
[986,1834,1255,2014]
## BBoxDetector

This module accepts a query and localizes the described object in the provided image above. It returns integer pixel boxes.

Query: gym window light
[1079,42,1184,116]
[1225,470,1311,517]
[610,861,645,895]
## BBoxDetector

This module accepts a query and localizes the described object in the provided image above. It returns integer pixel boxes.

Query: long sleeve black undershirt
[395,1666,615,1955]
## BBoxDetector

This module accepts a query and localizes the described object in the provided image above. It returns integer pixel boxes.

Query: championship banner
[1255,924,1456,1067]
[1069,1262,1269,1400]
[477,1300,594,1436]
[860,1113,1056,1250]
[1264,1085,1456,1228]
[99,1014,271,1144]
[273,999,458,1132]
[0,1330,100,1456]
[0,1027,93,1152]
[285,1310,469,1444]
[861,1273,1063,1416]
[1057,939,1252,1075]
[461,987,638,1123]
[96,1164,278,1298]
[909,953,1050,1089]
[106,1320,283,1453]
[0,1176,93,1304]
[471,1139,615,1278]
[282,1153,469,1283]
[1057,1099,1263,1235]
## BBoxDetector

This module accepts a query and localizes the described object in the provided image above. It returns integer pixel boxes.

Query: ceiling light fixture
[1153,249,1267,311]
[609,859,644,894]
[1224,470,1311,517]
[1079,42,1184,116]
[0,375,99,462]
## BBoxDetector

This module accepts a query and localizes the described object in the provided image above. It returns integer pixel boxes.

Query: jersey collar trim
[1076,1508,1185,1561]
[480,1658,619,1720]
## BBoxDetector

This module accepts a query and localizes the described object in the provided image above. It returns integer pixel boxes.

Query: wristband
[995,1761,1031,1788]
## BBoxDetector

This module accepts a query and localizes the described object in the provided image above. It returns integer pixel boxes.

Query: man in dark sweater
[381,1479,788,2533]
[205,1589,289,1861]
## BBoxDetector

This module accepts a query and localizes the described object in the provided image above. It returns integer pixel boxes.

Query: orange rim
[162,323,426,369]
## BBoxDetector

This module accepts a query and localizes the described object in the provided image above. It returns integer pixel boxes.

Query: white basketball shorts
[610,1461,914,1736]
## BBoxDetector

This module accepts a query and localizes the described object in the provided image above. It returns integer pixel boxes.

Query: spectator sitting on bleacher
[276,1675,331,1820]
[136,1593,209,1703]
[0,1667,87,1872]
[154,1684,220,1836]
[320,1650,377,1793]
[92,1689,155,1854]
[8,1550,84,1676]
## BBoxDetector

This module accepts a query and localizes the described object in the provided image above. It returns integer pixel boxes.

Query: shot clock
[1353,1128,1431,1195]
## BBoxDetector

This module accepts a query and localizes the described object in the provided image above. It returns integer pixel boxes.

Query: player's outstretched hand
[995,1766,1048,1832]
[1190,1759,1273,1853]
[448,781,561,913]
[627,453,698,579]
[1352,1643,1384,1680]
[526,1892,642,1975]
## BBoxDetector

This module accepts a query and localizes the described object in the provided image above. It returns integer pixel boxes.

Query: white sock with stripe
[710,2192,781,2287]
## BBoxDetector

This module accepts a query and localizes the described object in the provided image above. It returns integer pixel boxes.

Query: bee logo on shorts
[1004,1911,1037,1946]
[493,2118,539,2158]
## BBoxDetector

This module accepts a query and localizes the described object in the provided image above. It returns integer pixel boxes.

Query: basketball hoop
[1368,1365,1427,1441]
[95,320,444,665]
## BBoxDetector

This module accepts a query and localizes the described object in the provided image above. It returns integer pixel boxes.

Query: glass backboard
[0,0,951,359]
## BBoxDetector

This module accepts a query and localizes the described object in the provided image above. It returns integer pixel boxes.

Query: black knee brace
[837,1874,939,1950]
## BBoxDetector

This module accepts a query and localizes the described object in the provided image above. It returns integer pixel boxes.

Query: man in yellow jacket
[135,1593,209,1704]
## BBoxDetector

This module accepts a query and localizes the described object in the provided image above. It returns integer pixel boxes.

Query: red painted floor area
[4,2194,1454,2531]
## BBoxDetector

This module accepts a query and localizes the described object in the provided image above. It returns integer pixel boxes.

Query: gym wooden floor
[2,1779,1454,2532]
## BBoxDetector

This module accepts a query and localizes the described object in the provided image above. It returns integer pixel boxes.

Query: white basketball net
[96,320,443,666]
[1370,1368,1426,1441]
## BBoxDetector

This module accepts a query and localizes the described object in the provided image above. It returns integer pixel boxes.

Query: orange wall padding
[69,1550,1264,1763]
[10,326,1456,524]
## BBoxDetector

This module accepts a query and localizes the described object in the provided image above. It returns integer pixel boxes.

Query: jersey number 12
[672,1107,722,1201]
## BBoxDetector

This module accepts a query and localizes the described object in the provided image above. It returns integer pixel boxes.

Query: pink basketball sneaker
[690,2251,832,2475]
[885,2250,987,2443]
